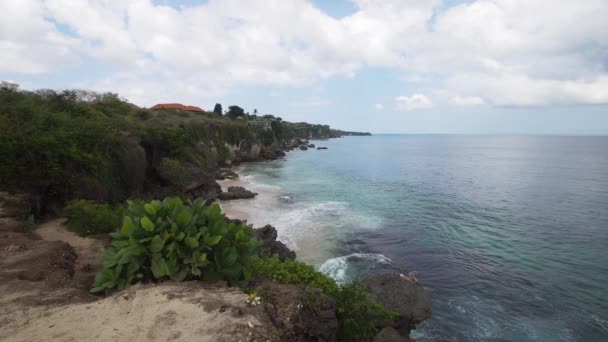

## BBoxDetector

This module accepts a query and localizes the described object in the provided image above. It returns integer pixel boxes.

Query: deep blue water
[220,135,608,341]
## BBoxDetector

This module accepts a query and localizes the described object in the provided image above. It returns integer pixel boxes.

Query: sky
[1,0,607,134]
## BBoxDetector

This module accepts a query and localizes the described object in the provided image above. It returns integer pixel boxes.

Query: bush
[63,200,124,236]
[250,255,395,341]
[91,197,261,294]
[335,281,396,341]
[250,255,339,295]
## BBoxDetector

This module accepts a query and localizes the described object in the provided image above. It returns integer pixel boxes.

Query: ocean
[219,135,608,341]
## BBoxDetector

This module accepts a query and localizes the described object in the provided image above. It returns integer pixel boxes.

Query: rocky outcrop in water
[363,273,431,338]
[219,186,258,200]
[182,169,222,202]
[252,224,296,260]
[215,168,239,180]
[317,147,328,150]
[299,145,308,151]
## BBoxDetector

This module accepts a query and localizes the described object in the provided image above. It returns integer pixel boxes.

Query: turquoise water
[220,135,608,341]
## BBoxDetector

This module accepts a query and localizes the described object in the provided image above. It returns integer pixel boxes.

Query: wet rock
[299,145,308,151]
[308,144,315,148]
[252,225,296,260]
[363,273,431,336]
[317,147,328,150]
[218,186,258,200]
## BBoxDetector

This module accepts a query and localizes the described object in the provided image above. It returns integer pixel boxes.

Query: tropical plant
[91,197,261,294]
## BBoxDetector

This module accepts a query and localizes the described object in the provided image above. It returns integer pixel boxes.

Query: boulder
[317,147,328,150]
[308,144,315,148]
[252,225,296,260]
[183,170,222,202]
[362,273,431,336]
[299,145,308,151]
[219,186,258,200]
[374,327,412,342]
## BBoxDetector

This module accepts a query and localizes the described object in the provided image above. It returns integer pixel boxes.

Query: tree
[226,105,245,119]
[213,103,222,116]
[253,109,258,115]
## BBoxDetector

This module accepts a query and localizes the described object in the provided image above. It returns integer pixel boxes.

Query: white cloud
[1,0,607,107]
[375,103,384,110]
[450,95,485,106]
[395,94,432,111]
[0,0,80,73]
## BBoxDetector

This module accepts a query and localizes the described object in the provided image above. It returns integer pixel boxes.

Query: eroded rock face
[256,279,338,341]
[363,273,431,337]
[374,326,412,342]
[219,186,258,201]
[0,192,31,220]
[252,225,296,260]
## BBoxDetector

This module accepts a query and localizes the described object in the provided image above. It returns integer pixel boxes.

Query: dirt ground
[0,203,280,342]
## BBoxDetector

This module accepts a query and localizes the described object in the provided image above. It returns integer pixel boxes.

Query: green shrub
[63,200,124,236]
[250,255,395,341]
[91,197,261,294]
[335,281,396,341]
[250,255,339,295]
[158,158,189,187]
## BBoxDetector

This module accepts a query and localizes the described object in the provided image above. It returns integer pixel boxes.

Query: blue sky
[1,0,607,134]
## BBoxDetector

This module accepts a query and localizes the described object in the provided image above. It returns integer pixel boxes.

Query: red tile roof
[151,103,205,112]
[183,105,205,112]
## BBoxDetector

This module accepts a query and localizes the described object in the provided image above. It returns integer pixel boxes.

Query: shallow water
[220,135,608,341]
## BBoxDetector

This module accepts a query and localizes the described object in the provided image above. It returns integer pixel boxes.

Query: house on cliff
[151,103,205,113]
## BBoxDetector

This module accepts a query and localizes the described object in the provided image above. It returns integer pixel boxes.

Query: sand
[1,282,279,342]
[0,218,280,342]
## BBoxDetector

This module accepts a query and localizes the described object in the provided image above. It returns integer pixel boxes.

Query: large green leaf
[140,216,155,232]
[176,209,192,227]
[184,235,199,248]
[144,203,157,216]
[206,203,221,220]
[206,235,222,246]
[221,246,238,267]
[120,217,135,237]
[150,235,165,253]
[151,255,167,278]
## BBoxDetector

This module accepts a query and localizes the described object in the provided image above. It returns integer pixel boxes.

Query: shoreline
[217,178,253,221]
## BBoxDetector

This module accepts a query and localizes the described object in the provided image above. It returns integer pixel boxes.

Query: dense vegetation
[92,197,260,293]
[0,82,355,215]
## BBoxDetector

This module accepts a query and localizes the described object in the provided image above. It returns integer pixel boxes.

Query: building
[150,103,205,113]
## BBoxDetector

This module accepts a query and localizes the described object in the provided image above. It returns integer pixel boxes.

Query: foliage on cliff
[1,83,363,214]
